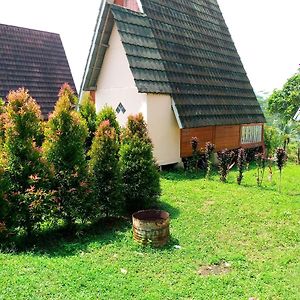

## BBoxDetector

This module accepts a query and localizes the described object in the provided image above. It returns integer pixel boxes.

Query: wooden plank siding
[180,123,264,157]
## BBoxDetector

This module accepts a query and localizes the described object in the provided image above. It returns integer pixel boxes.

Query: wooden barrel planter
[132,209,170,247]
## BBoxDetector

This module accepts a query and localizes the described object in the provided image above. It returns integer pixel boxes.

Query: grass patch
[0,164,299,299]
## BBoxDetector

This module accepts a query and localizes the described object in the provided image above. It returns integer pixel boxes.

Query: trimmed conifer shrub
[97,105,120,136]
[43,84,89,226]
[120,113,161,214]
[3,88,51,237]
[89,120,122,217]
[79,94,97,152]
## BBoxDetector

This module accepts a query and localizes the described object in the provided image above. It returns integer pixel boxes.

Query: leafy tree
[264,125,283,157]
[97,105,120,136]
[268,72,300,123]
[89,120,122,217]
[79,94,96,152]
[43,84,89,226]
[120,113,160,214]
[3,88,51,237]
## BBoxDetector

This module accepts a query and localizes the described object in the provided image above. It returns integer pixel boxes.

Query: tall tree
[268,72,300,123]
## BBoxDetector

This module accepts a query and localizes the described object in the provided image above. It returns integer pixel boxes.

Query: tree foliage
[268,72,300,123]
[120,113,160,214]
[97,105,120,136]
[3,88,50,236]
[89,120,122,217]
[43,84,89,225]
[79,94,96,152]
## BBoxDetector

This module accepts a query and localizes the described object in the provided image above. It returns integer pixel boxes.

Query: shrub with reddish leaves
[237,148,246,185]
[276,148,287,192]
[205,142,215,179]
[217,149,235,182]
[3,88,51,237]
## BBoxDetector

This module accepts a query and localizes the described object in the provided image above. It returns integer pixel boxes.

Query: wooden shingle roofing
[82,0,265,128]
[0,24,76,117]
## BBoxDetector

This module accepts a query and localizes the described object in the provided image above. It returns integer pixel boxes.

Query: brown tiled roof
[82,0,265,128]
[0,24,76,118]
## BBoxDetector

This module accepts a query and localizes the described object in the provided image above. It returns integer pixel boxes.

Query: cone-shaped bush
[89,120,122,217]
[79,94,96,152]
[120,113,160,214]
[43,84,89,225]
[97,105,120,136]
[3,88,50,237]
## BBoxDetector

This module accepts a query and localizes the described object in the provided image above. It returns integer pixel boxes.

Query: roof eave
[80,1,114,98]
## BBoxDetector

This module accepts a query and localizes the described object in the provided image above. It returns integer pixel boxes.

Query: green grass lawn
[0,164,299,299]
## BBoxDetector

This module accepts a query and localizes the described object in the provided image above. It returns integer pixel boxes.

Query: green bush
[97,105,120,136]
[120,113,160,214]
[3,88,51,237]
[43,84,89,226]
[79,95,97,152]
[89,120,122,217]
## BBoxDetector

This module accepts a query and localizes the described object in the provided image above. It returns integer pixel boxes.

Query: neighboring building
[294,108,300,121]
[81,0,266,165]
[0,23,76,118]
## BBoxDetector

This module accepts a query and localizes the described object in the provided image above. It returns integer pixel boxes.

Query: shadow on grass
[0,202,180,256]
[0,217,132,257]
[156,200,180,219]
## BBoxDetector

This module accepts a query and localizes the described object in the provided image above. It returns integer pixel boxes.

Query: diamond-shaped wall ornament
[116,102,126,114]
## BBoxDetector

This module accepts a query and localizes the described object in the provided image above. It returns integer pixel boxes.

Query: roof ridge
[0,23,60,36]
[110,3,146,17]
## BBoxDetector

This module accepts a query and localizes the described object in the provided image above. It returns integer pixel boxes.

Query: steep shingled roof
[0,24,76,117]
[82,0,265,128]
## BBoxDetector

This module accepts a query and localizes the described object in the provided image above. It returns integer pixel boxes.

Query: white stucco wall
[147,94,181,165]
[95,25,181,165]
[95,25,147,126]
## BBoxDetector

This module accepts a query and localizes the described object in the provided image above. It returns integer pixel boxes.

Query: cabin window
[241,125,262,144]
[116,102,126,114]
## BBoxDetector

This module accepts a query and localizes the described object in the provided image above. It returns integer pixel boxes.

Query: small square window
[116,102,126,114]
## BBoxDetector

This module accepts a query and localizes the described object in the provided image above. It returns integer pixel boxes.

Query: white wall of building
[147,94,181,165]
[95,25,147,126]
[95,25,181,165]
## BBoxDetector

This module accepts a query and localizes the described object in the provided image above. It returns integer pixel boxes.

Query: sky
[0,0,299,95]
